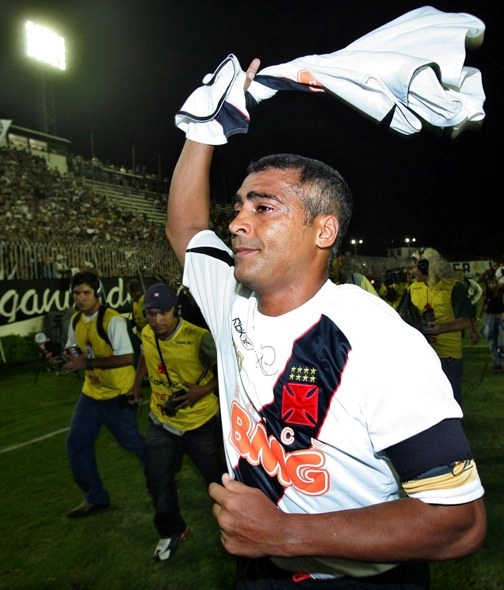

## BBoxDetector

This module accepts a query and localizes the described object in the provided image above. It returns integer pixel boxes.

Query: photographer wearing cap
[127,283,225,561]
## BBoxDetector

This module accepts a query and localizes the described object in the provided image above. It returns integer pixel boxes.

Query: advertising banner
[0,277,153,326]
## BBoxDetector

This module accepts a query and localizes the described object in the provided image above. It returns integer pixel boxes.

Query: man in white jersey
[165,59,486,589]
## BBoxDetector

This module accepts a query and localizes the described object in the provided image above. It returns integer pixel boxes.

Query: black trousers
[145,415,225,537]
[235,557,430,590]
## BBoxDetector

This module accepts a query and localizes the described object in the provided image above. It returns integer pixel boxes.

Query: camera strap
[154,334,209,390]
[155,335,174,388]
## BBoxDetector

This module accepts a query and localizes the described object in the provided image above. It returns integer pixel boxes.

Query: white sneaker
[153,528,190,561]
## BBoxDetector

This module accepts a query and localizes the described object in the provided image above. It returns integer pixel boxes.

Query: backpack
[72,305,112,347]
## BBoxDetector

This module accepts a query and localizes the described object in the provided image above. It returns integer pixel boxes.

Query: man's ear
[316,215,339,249]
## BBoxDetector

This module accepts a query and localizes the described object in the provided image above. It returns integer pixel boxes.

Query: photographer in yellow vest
[409,249,473,406]
[63,271,145,518]
[127,283,225,561]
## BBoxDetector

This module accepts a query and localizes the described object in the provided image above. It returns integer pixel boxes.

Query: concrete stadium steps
[85,180,165,225]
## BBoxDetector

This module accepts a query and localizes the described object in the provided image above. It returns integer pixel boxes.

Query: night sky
[1,0,501,259]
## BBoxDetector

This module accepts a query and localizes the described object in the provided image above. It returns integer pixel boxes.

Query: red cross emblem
[281,382,319,426]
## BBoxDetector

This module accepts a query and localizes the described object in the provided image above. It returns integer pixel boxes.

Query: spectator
[0,146,163,245]
[127,278,148,366]
[328,254,379,296]
[464,272,483,345]
[409,248,473,405]
[478,272,504,374]
[382,267,409,309]
[494,257,504,286]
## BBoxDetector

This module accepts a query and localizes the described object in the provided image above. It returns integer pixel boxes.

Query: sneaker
[67,500,110,518]
[153,528,190,561]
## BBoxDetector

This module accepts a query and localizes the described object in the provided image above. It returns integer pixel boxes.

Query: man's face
[72,283,100,315]
[144,307,178,339]
[228,168,327,298]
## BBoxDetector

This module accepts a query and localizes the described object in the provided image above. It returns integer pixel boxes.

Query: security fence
[0,239,181,282]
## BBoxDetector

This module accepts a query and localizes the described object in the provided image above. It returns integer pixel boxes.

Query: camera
[35,332,67,363]
[422,304,435,325]
[163,390,185,417]
[65,345,83,357]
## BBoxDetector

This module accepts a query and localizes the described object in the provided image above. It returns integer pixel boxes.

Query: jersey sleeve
[385,418,484,505]
[107,315,134,355]
[65,316,77,349]
[183,230,239,337]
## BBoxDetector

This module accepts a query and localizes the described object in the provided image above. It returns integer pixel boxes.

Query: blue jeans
[67,393,146,505]
[145,415,225,537]
[480,314,504,370]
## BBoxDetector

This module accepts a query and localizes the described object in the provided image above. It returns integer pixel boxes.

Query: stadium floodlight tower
[24,20,67,136]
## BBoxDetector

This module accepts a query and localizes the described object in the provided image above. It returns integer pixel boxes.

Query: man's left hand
[209,474,285,557]
[422,322,439,335]
[178,382,210,408]
[63,355,88,372]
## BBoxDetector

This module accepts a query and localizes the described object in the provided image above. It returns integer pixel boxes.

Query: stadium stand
[0,145,234,280]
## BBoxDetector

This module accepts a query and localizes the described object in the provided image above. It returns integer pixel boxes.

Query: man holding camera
[127,283,225,561]
[63,271,146,519]
[409,248,473,406]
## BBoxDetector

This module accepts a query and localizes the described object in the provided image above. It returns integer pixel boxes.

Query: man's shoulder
[140,323,154,340]
[437,276,461,288]
[188,229,226,249]
[409,280,425,290]
[180,318,209,337]
[186,230,233,262]
[103,306,123,320]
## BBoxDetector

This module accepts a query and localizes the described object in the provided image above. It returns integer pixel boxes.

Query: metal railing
[0,239,181,281]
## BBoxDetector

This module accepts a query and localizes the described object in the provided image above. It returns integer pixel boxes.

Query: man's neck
[84,302,101,317]
[256,277,327,317]
[157,318,181,340]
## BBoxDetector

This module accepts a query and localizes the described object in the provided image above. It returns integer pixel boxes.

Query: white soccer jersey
[184,230,483,576]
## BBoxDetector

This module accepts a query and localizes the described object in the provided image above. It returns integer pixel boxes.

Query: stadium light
[25,21,66,71]
[405,237,416,257]
[24,20,67,136]
[351,239,363,256]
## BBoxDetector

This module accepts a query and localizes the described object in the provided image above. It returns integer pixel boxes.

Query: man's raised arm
[166,58,261,266]
[166,140,214,266]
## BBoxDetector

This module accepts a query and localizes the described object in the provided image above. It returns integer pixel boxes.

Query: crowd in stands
[68,154,169,213]
[0,146,234,250]
[0,146,164,244]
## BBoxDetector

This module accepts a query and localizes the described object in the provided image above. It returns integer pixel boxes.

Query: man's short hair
[70,271,100,294]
